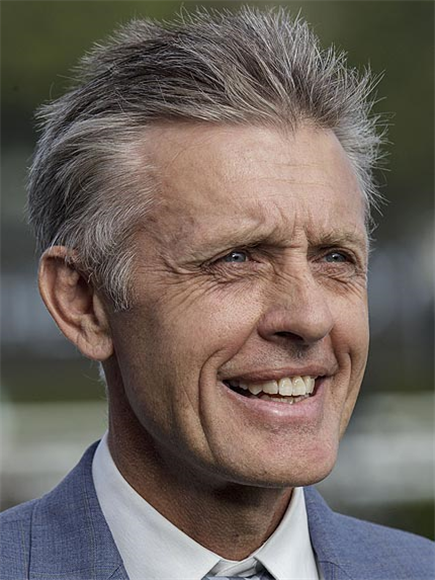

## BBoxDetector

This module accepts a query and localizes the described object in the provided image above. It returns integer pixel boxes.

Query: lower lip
[221,378,327,425]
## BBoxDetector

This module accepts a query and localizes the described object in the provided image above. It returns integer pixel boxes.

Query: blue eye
[325,251,348,263]
[222,250,249,263]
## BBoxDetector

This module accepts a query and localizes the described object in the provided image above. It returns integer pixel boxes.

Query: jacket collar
[28,442,358,580]
[304,486,354,580]
[29,442,128,580]
[305,485,400,580]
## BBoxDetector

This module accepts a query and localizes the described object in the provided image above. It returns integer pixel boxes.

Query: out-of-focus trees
[3,1,433,213]
[2,0,433,397]
[1,0,433,537]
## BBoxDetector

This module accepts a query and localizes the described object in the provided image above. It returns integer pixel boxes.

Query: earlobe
[38,246,114,361]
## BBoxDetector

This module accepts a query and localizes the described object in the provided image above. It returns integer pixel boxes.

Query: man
[1,7,433,580]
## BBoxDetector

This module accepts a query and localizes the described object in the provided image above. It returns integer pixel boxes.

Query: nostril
[258,304,334,345]
[275,331,303,340]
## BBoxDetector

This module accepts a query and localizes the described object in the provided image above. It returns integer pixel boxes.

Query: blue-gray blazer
[1,442,434,580]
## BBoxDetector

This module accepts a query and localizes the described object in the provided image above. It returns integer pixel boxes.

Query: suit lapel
[304,487,353,580]
[25,446,373,580]
[29,442,129,580]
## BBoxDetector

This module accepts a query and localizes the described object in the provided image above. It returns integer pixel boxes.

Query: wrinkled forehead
[138,122,368,247]
[147,121,364,199]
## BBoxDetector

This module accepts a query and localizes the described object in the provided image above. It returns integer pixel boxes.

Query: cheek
[348,299,370,367]
[111,288,264,411]
[333,298,369,436]
[333,286,369,358]
[152,285,265,363]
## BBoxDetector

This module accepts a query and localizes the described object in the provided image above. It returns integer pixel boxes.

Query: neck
[108,400,292,560]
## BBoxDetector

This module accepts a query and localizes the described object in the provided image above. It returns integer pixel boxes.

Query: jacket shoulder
[336,509,434,554]
[305,487,435,580]
[337,513,434,579]
[0,499,38,580]
[0,442,126,580]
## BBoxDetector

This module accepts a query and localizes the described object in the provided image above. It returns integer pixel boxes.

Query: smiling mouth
[223,376,319,405]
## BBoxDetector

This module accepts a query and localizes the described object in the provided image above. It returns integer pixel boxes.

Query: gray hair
[27,6,385,311]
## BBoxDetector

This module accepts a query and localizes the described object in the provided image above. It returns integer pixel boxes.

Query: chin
[213,438,340,489]
[267,454,337,489]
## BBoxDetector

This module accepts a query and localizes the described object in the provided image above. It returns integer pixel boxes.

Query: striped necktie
[203,568,274,580]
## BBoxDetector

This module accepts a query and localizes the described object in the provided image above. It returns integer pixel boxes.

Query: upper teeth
[228,376,316,397]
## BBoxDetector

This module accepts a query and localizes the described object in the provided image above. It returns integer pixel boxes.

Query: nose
[257,273,334,346]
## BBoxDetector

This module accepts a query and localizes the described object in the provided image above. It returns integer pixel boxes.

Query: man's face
[108,123,369,488]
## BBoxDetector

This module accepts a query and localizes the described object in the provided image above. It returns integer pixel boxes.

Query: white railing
[1,394,433,510]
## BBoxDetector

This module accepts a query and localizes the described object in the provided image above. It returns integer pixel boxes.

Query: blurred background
[1,0,433,539]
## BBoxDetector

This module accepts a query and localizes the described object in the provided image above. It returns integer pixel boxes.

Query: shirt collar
[92,433,319,580]
[256,481,319,580]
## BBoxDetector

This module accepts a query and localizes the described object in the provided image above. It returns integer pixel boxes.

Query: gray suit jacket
[1,442,434,580]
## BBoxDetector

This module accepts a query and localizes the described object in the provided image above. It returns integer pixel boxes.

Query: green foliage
[349,501,435,541]
[2,1,433,223]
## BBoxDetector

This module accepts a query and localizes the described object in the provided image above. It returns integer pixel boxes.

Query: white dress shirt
[93,433,320,580]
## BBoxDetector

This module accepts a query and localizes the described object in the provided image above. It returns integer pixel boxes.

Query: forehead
[142,122,367,251]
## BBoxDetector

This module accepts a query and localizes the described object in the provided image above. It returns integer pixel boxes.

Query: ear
[38,246,114,361]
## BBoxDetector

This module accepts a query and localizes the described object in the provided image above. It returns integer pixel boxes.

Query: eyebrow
[307,231,369,251]
[178,222,369,263]
[179,226,269,261]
